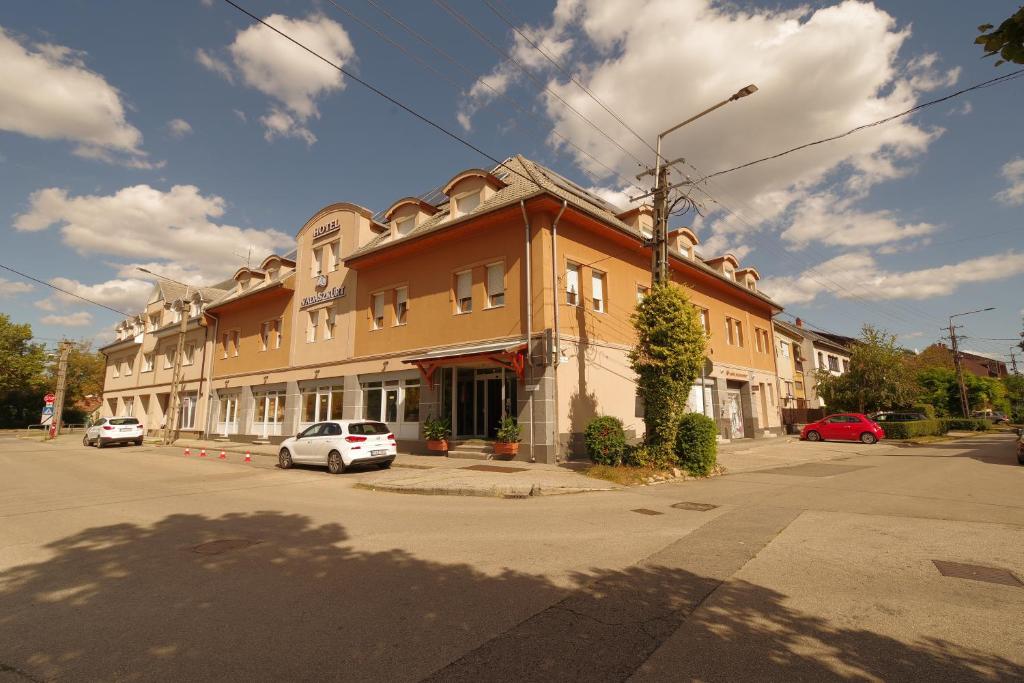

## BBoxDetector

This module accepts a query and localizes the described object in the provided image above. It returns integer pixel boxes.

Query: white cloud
[48,277,153,314]
[201,14,354,144]
[779,193,937,248]
[0,26,155,167]
[233,109,248,123]
[34,298,57,311]
[167,118,193,138]
[761,251,1024,305]
[478,0,957,254]
[994,157,1024,206]
[13,184,292,280]
[196,47,234,83]
[41,311,93,327]
[0,277,33,297]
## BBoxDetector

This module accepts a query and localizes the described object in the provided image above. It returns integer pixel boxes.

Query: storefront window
[330,389,344,420]
[302,392,316,423]
[179,393,197,430]
[364,381,382,420]
[404,380,420,422]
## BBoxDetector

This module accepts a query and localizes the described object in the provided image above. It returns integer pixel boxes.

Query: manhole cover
[757,463,872,477]
[462,464,527,473]
[631,508,664,516]
[191,538,260,555]
[932,560,1023,588]
[671,501,719,511]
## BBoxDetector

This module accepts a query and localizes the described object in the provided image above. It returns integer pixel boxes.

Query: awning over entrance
[403,339,527,389]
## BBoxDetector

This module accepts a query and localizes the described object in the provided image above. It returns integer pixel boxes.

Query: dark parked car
[868,411,926,423]
[972,410,1010,425]
[801,414,885,444]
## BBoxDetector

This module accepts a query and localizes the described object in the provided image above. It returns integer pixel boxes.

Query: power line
[0,263,132,317]
[695,67,1024,183]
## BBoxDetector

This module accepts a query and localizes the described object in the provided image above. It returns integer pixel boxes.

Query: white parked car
[278,420,397,474]
[84,416,145,447]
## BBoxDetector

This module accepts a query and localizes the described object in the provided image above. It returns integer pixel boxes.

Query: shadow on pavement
[888,434,1021,467]
[1,511,1019,681]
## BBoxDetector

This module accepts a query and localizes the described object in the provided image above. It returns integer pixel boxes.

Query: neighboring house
[773,321,807,408]
[97,155,786,459]
[98,279,232,436]
[918,343,1009,379]
[773,318,852,410]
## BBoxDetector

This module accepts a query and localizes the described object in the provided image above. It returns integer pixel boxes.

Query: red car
[801,413,885,444]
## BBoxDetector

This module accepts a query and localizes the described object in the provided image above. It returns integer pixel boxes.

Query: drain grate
[932,560,1023,588]
[671,501,719,512]
[631,508,664,516]
[192,538,261,555]
[462,464,527,473]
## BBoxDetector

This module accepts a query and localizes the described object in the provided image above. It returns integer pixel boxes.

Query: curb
[354,481,618,499]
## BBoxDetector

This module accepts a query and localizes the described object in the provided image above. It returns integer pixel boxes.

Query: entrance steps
[447,439,494,460]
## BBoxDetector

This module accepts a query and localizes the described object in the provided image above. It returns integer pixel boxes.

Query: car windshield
[348,422,390,435]
[108,418,139,425]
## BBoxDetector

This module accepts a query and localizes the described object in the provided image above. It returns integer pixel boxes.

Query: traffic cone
[200,448,207,458]
[244,450,252,463]
[184,447,191,457]
[218,449,226,460]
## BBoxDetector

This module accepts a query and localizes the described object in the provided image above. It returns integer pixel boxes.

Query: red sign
[44,393,55,404]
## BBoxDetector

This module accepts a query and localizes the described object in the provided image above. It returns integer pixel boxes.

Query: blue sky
[1,0,1022,363]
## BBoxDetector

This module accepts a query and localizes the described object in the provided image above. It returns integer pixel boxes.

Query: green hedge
[880,419,947,440]
[675,412,718,475]
[939,418,990,432]
[584,416,628,466]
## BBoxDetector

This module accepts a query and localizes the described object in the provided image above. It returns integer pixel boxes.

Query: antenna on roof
[233,246,253,269]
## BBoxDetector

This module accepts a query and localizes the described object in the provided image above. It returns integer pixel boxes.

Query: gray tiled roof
[346,155,781,309]
[205,267,295,310]
[774,319,852,351]
[157,279,233,305]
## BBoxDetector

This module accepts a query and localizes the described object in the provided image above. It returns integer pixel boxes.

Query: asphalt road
[1,432,1022,681]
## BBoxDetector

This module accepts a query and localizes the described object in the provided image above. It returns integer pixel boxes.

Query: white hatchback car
[278,420,397,474]
[84,416,145,448]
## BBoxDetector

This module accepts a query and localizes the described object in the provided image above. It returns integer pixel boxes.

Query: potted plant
[493,416,522,458]
[423,416,451,453]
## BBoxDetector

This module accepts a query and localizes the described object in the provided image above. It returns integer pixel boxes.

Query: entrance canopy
[404,340,527,389]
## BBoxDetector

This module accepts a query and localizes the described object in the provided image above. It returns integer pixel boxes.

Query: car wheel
[135,439,143,446]
[860,432,877,445]
[97,439,105,449]
[82,434,90,447]
[278,448,293,469]
[806,430,821,442]
[327,450,345,475]
[377,460,392,470]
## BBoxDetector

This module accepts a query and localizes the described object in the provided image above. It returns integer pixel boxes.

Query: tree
[1004,375,1024,421]
[55,341,105,407]
[629,283,706,465]
[976,6,1024,66]
[814,325,919,413]
[0,314,48,427]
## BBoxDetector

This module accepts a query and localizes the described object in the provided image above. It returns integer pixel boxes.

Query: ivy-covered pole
[629,283,707,465]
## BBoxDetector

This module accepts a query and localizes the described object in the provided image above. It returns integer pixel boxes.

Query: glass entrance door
[253,391,284,438]
[454,368,514,438]
[217,396,238,435]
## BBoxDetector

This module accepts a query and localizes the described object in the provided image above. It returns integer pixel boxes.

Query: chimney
[795,317,803,328]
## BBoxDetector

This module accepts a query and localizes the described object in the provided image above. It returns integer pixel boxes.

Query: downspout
[550,200,567,460]
[203,312,219,438]
[521,200,535,461]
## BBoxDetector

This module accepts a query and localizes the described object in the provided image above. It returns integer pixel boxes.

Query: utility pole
[1010,350,1019,375]
[634,85,758,285]
[138,267,192,445]
[946,307,996,418]
[49,340,71,439]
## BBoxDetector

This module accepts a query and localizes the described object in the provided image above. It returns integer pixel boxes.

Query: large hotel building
[100,156,784,462]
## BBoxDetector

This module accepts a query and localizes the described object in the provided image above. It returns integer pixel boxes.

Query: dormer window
[724,266,735,280]
[454,191,481,216]
[396,216,415,236]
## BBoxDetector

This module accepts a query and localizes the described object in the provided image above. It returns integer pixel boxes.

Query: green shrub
[422,416,451,441]
[584,416,628,466]
[940,418,990,432]
[495,416,521,443]
[911,403,937,419]
[675,412,718,476]
[880,419,947,440]
[623,444,655,468]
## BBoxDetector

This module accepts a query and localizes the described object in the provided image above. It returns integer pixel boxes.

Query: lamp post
[948,307,995,417]
[138,268,193,444]
[644,85,758,285]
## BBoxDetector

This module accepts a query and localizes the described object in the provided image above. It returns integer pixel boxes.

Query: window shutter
[373,294,384,319]
[487,264,503,296]
[457,271,472,301]
[396,287,408,308]
[591,272,604,302]
[566,264,579,299]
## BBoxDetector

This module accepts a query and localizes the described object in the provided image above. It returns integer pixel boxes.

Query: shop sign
[301,286,345,308]
[312,219,340,239]
[707,365,752,382]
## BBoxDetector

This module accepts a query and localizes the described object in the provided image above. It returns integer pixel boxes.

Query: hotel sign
[312,218,340,239]
[301,286,345,308]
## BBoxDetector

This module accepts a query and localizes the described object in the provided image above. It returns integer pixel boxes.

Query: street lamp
[947,307,995,417]
[645,84,758,285]
[137,267,195,445]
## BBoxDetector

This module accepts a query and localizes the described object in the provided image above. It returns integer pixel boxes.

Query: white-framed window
[325,306,337,340]
[842,359,850,373]
[112,361,120,378]
[307,309,319,342]
[260,321,271,351]
[189,300,201,318]
[124,357,133,376]
[142,352,154,373]
[272,319,282,349]
[591,270,606,313]
[724,266,735,281]
[164,348,175,369]
[148,313,161,331]
[395,287,408,325]
[312,246,324,277]
[171,307,182,324]
[179,393,197,430]
[828,355,840,372]
[785,381,794,398]
[361,378,421,424]
[565,262,580,305]
[123,396,134,417]
[455,191,481,216]
[396,216,415,236]
[330,240,341,271]
[699,308,710,335]
[372,293,385,329]
[780,339,790,358]
[300,385,344,424]
[636,284,649,303]
[486,263,504,308]
[183,342,195,366]
[726,317,743,346]
[455,270,472,314]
